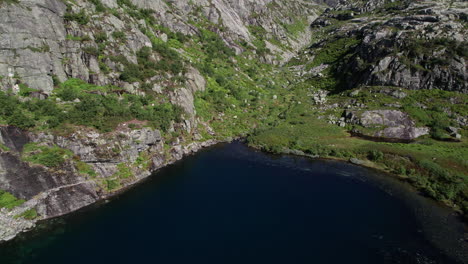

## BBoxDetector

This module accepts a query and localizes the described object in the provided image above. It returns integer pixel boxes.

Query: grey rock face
[0,123,221,241]
[346,110,430,140]
[0,0,321,94]
[314,0,468,93]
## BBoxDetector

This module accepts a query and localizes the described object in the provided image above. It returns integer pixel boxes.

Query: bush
[95,32,108,43]
[15,208,38,220]
[368,150,384,161]
[8,110,34,129]
[112,31,126,40]
[76,161,96,177]
[90,0,105,12]
[106,179,120,190]
[64,10,89,25]
[0,190,25,209]
[22,143,73,168]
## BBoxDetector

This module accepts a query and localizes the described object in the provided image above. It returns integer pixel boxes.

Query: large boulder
[347,110,430,140]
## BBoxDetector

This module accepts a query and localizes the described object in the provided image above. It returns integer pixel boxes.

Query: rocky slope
[246,0,467,230]
[0,0,323,241]
[0,0,320,94]
[289,0,467,141]
[0,0,467,243]
[306,0,468,93]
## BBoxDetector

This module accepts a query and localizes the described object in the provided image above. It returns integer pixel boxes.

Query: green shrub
[64,10,89,25]
[83,46,100,56]
[76,161,96,177]
[90,0,106,12]
[15,208,38,220]
[8,110,35,129]
[22,143,73,168]
[0,190,25,209]
[114,163,133,179]
[112,31,126,40]
[106,179,120,190]
[368,150,384,161]
[95,32,108,43]
[18,83,39,97]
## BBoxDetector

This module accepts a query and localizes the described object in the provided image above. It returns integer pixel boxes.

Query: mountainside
[0,0,467,244]
[0,0,323,241]
[249,0,468,234]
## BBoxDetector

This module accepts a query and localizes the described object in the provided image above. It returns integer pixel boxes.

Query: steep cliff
[0,0,467,242]
[305,0,467,93]
[0,0,323,241]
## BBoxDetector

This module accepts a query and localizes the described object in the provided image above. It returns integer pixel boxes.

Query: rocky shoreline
[0,123,224,242]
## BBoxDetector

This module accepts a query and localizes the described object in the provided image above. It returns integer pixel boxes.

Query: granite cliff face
[0,0,467,242]
[0,0,320,94]
[309,0,468,93]
[290,0,467,141]
[0,0,322,241]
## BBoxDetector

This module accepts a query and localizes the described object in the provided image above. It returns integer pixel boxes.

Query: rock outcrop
[0,123,221,241]
[344,110,430,140]
[0,0,321,94]
[0,0,322,238]
[310,0,468,93]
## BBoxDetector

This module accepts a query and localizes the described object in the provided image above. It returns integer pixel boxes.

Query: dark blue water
[0,142,466,264]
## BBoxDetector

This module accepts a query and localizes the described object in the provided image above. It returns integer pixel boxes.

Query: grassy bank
[247,105,468,221]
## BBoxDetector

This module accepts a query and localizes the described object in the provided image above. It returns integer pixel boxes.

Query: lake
[0,142,466,264]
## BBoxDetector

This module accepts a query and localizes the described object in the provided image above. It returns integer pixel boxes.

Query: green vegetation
[120,43,185,82]
[114,163,133,179]
[0,143,10,152]
[112,31,126,41]
[0,190,25,209]
[0,78,185,132]
[75,161,97,177]
[64,10,89,25]
[22,143,74,168]
[15,208,38,220]
[18,83,39,97]
[0,0,19,5]
[282,17,309,38]
[248,86,468,219]
[106,179,121,191]
[90,0,106,12]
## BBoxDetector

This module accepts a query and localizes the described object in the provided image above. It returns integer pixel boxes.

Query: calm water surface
[0,142,466,264]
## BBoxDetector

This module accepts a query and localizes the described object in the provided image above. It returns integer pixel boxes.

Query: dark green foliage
[89,0,105,12]
[368,150,384,161]
[120,63,144,82]
[120,45,184,82]
[112,31,126,40]
[52,75,61,87]
[198,29,235,62]
[116,0,137,9]
[8,110,35,129]
[82,46,100,56]
[407,38,468,59]
[0,78,185,132]
[64,10,89,25]
[95,32,108,43]
[18,83,39,97]
[106,179,120,190]
[409,159,467,202]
